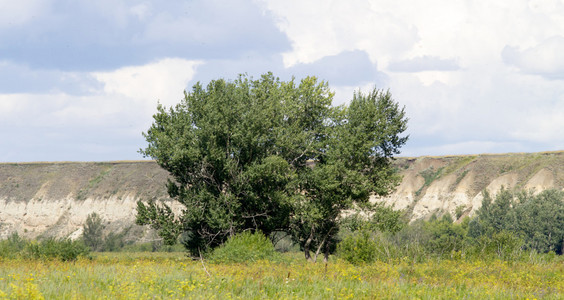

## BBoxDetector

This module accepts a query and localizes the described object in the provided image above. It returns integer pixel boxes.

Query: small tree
[82,212,104,251]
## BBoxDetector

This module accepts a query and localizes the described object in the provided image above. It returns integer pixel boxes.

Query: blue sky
[1,0,563,162]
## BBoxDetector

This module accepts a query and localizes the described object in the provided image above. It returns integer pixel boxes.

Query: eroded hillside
[0,161,175,240]
[1,151,563,240]
[376,151,564,221]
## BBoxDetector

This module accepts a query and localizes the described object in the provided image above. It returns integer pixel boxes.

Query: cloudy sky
[1,0,563,162]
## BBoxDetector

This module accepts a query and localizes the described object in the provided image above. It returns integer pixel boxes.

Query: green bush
[271,231,299,253]
[1,234,89,261]
[0,233,27,259]
[468,230,523,261]
[423,214,467,258]
[513,189,564,254]
[25,238,90,261]
[82,212,105,251]
[210,231,280,263]
[102,232,126,252]
[336,229,378,264]
[340,205,406,235]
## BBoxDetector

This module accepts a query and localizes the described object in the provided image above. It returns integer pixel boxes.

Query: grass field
[0,252,562,299]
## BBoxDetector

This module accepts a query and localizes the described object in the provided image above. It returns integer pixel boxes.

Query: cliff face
[1,151,563,240]
[0,161,175,240]
[375,151,564,221]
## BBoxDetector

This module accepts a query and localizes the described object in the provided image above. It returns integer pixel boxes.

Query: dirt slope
[376,151,564,221]
[1,151,563,240]
[0,161,175,240]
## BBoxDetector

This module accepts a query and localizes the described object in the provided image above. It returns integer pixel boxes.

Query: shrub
[102,232,126,252]
[468,230,523,261]
[1,233,89,261]
[271,231,298,253]
[423,214,467,258]
[0,233,27,259]
[210,231,280,263]
[336,229,378,264]
[339,205,406,238]
[25,238,89,261]
[82,212,105,251]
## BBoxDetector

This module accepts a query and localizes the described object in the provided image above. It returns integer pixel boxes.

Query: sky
[1,0,563,162]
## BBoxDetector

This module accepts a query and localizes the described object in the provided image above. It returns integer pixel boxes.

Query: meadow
[0,252,562,299]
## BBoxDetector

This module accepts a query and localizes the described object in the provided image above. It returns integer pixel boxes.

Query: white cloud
[93,58,202,107]
[389,56,459,73]
[502,36,564,79]
[2,0,564,161]
[0,58,203,161]
[509,96,564,142]
[261,0,418,68]
[262,0,564,156]
[263,0,564,68]
[0,94,30,117]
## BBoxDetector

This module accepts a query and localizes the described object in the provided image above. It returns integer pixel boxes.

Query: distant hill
[1,151,563,240]
[0,161,174,241]
[376,151,564,221]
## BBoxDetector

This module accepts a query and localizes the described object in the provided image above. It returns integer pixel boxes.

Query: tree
[513,189,564,254]
[82,212,104,251]
[290,89,408,261]
[468,188,564,255]
[468,188,515,238]
[136,73,408,259]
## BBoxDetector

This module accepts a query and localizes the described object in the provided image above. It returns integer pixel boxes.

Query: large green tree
[136,73,408,258]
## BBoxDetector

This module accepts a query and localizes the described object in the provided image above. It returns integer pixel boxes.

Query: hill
[1,151,563,240]
[379,151,564,221]
[0,161,175,241]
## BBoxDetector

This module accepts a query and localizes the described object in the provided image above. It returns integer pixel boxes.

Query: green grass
[76,166,114,200]
[442,156,476,176]
[0,252,562,299]
[415,167,444,197]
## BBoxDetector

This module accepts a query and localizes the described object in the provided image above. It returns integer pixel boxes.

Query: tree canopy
[469,188,564,254]
[136,73,408,259]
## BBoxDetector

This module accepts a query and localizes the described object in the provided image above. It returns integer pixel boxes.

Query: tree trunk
[304,230,314,261]
[314,226,334,263]
[313,240,324,263]
[304,246,311,261]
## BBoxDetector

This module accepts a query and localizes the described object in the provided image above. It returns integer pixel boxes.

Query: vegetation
[469,188,564,254]
[210,231,280,263]
[81,212,130,252]
[0,187,562,298]
[82,212,104,251]
[337,229,379,264]
[0,252,561,299]
[136,73,408,260]
[415,166,443,196]
[0,233,88,261]
[2,70,563,297]
[334,188,564,264]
